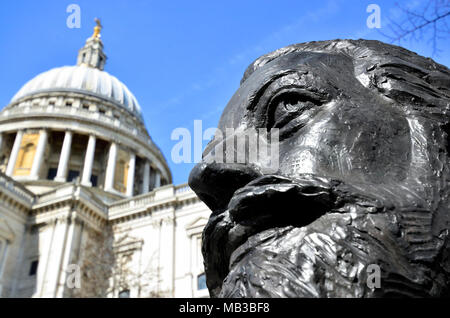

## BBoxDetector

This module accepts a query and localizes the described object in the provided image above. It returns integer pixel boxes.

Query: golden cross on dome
[92,18,102,38]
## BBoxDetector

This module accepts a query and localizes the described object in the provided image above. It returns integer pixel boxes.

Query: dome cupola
[10,19,143,123]
[0,20,171,201]
[77,18,107,70]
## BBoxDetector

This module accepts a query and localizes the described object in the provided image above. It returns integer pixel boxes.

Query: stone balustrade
[108,183,197,220]
[0,173,35,204]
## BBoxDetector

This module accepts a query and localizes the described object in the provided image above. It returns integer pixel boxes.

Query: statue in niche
[189,39,450,297]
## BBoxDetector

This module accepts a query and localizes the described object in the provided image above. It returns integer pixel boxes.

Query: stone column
[141,161,150,194]
[0,240,9,297]
[0,133,3,151]
[104,142,117,191]
[38,217,69,297]
[55,215,77,297]
[126,153,136,197]
[81,135,96,186]
[30,129,48,179]
[6,130,24,176]
[155,170,161,188]
[54,131,73,182]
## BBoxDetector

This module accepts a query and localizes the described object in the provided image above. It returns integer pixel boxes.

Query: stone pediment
[113,233,143,254]
[185,217,208,237]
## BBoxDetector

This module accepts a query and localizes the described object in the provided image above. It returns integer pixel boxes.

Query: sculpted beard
[201,174,440,298]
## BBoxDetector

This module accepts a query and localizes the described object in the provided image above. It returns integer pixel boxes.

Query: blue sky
[1,0,448,184]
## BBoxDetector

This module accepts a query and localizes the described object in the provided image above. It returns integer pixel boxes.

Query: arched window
[118,289,130,298]
[114,158,129,193]
[14,140,37,176]
[13,133,39,176]
[18,143,35,168]
[197,273,207,290]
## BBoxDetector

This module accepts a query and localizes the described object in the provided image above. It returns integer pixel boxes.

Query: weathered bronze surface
[189,39,450,297]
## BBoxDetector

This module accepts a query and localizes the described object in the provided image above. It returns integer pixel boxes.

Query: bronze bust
[189,39,450,297]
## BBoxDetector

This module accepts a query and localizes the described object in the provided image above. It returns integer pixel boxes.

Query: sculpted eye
[267,90,324,130]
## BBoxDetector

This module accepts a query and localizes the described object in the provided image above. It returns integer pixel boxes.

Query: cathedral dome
[0,20,171,199]
[11,65,143,122]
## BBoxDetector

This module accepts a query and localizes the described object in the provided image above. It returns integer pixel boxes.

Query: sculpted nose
[188,162,262,213]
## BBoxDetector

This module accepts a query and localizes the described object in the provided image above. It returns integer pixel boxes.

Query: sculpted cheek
[282,149,316,175]
[279,118,338,177]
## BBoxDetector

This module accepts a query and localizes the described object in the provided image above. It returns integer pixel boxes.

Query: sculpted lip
[227,174,336,227]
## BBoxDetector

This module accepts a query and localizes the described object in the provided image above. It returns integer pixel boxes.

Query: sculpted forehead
[217,51,355,130]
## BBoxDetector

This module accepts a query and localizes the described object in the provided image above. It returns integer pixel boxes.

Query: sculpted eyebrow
[246,70,298,111]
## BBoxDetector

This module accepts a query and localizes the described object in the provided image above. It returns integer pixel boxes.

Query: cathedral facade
[0,24,211,298]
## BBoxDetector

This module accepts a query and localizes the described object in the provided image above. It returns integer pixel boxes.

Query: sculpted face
[189,40,450,297]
